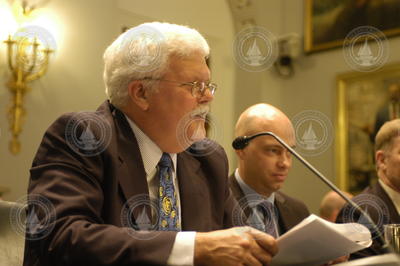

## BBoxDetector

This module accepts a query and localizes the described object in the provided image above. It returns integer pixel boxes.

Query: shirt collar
[124,114,177,175]
[379,179,400,214]
[234,168,275,207]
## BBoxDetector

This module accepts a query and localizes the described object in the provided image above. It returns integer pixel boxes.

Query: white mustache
[190,105,210,118]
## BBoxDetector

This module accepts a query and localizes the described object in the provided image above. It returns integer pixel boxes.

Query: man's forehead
[392,136,400,146]
[253,132,296,147]
[167,55,209,78]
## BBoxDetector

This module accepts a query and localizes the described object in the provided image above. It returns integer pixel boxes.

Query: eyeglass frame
[141,78,217,98]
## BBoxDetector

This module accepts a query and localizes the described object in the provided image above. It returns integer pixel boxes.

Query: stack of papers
[271,214,372,266]
[335,254,400,266]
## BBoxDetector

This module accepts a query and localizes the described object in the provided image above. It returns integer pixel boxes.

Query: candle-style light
[4,25,54,154]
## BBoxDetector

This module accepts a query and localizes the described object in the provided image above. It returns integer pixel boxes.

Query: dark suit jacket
[228,174,309,235]
[23,101,237,266]
[336,181,400,259]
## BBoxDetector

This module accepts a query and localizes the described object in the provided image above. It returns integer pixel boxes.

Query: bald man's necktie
[258,201,278,238]
[157,153,181,231]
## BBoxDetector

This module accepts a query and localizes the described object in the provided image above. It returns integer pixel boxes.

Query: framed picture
[304,0,400,53]
[336,63,400,194]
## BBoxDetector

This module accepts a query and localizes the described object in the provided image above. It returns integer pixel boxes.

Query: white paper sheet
[270,214,372,266]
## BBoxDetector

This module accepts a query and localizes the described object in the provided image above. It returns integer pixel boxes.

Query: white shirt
[126,115,195,266]
[379,179,400,214]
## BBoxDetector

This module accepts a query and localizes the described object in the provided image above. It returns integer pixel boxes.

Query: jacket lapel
[111,106,151,220]
[228,174,252,218]
[375,182,400,222]
[177,152,203,230]
[275,192,294,232]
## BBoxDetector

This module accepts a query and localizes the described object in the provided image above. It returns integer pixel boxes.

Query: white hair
[103,22,210,109]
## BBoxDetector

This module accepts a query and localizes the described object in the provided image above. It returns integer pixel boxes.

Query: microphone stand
[253,131,392,255]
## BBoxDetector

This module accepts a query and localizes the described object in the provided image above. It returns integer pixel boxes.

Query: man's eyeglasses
[143,78,217,98]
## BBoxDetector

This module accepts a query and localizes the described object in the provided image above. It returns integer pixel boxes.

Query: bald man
[230,103,309,237]
[320,191,353,222]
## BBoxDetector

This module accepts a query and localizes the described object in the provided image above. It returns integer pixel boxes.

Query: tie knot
[257,201,275,215]
[158,153,172,168]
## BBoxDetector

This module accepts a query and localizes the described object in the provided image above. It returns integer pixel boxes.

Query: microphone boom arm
[241,131,390,253]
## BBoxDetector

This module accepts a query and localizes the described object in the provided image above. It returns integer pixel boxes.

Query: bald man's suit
[229,174,309,234]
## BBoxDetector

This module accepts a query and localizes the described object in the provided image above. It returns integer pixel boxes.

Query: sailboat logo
[133,33,158,67]
[299,123,322,150]
[121,194,163,240]
[233,26,278,72]
[356,206,374,231]
[176,113,220,157]
[355,38,377,66]
[343,26,388,72]
[135,206,152,230]
[65,112,112,156]
[76,123,101,151]
[10,194,56,240]
[293,110,333,156]
[123,25,165,72]
[341,194,390,239]
[244,38,267,66]
[190,122,206,142]
[26,206,43,236]
[246,209,265,231]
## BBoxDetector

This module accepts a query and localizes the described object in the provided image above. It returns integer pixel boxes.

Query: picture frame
[304,0,400,53]
[336,63,400,194]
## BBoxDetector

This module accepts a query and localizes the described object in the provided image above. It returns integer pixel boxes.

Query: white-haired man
[23,22,277,266]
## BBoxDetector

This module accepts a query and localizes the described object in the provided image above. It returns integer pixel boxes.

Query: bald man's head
[234,103,295,197]
[319,190,353,222]
[235,103,295,142]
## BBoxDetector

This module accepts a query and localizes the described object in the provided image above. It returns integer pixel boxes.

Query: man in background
[230,103,309,237]
[337,119,400,259]
[373,83,400,139]
[320,190,353,222]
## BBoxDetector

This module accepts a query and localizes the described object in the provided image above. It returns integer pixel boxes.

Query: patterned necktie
[258,201,278,238]
[157,153,181,231]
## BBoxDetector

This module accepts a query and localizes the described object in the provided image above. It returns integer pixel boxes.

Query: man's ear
[128,80,150,110]
[376,150,386,170]
[235,148,246,160]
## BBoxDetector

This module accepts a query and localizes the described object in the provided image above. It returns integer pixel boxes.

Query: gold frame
[336,63,400,193]
[304,0,400,53]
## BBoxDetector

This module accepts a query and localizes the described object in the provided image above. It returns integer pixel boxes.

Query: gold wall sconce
[7,0,50,15]
[3,0,56,154]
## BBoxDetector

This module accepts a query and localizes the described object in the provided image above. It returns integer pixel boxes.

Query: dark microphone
[232,131,392,255]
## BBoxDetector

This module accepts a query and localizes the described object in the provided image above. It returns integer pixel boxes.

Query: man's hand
[194,226,278,266]
[322,255,349,265]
